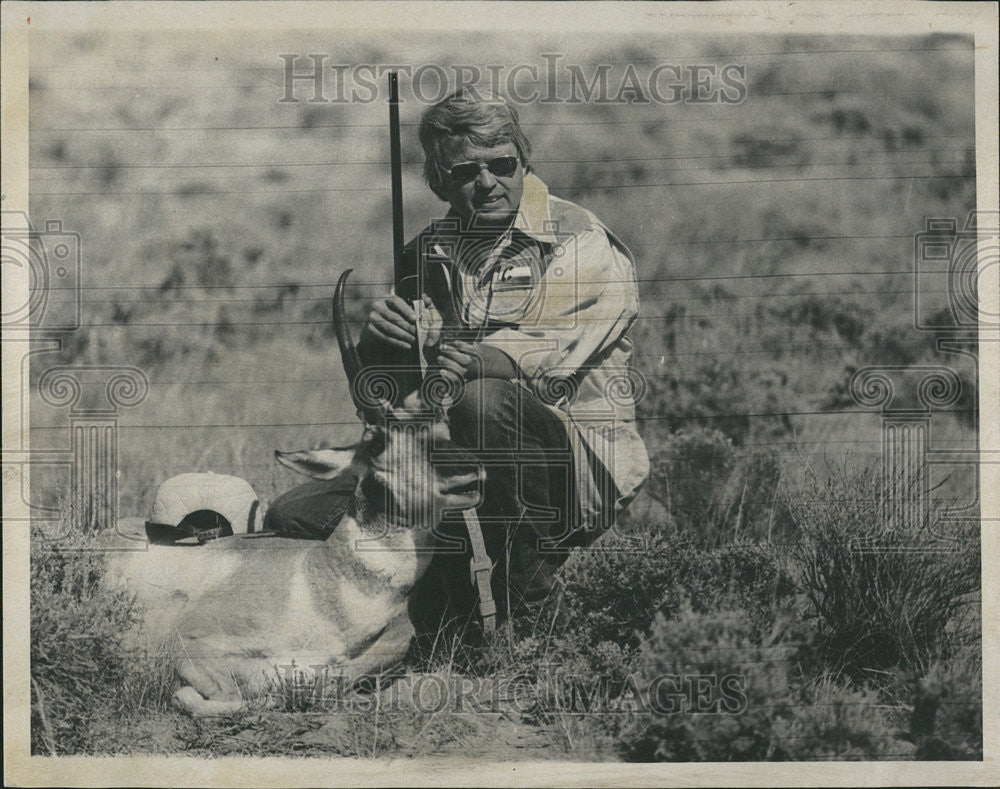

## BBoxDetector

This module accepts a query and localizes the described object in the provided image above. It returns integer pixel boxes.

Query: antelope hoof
[174,685,246,718]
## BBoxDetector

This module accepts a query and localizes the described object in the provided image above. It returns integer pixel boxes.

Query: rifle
[388,71,428,375]
[388,71,414,301]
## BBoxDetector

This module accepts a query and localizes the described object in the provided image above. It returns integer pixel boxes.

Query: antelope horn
[333,269,388,424]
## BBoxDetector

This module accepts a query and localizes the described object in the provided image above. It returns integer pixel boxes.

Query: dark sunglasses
[446,155,519,184]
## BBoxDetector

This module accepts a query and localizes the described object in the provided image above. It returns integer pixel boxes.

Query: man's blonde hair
[418,88,533,200]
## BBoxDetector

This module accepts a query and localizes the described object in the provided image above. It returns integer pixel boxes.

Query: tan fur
[105,405,481,717]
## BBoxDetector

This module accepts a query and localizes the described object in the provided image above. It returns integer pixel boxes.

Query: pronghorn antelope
[103,270,483,717]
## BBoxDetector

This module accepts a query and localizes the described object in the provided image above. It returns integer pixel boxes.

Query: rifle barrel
[388,71,406,295]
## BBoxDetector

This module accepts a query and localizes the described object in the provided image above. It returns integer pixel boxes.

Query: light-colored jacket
[401,174,649,527]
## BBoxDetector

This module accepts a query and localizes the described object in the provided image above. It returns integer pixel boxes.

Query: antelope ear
[274,449,356,480]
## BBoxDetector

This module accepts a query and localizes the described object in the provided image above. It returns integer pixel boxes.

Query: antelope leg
[173,686,246,718]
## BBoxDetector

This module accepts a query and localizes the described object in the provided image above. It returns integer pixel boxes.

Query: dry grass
[30,523,178,755]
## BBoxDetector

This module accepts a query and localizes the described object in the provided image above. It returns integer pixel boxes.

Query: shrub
[645,427,735,538]
[789,466,980,680]
[532,531,794,701]
[639,351,790,445]
[770,294,870,347]
[614,607,912,761]
[771,676,915,761]
[906,647,983,760]
[645,426,794,546]
[730,448,795,542]
[30,527,175,754]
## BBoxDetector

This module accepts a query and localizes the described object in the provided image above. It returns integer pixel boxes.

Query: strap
[415,302,493,629]
[413,299,429,379]
[462,508,496,632]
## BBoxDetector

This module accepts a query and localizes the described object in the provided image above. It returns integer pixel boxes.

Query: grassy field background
[26,31,982,759]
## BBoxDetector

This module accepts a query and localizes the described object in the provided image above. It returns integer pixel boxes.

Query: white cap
[148,472,258,535]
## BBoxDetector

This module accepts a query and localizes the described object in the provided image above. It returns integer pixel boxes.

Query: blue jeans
[265,377,609,622]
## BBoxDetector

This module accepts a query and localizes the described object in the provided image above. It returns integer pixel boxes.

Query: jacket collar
[512,173,559,243]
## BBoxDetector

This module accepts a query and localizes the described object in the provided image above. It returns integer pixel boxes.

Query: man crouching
[266,88,648,625]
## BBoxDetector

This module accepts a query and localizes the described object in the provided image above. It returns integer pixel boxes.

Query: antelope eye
[365,431,386,458]
[359,474,388,506]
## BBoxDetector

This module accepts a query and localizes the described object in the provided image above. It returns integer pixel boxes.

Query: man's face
[440,140,524,227]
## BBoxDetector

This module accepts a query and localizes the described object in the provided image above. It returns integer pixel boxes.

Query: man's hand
[436,340,517,385]
[361,296,418,351]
